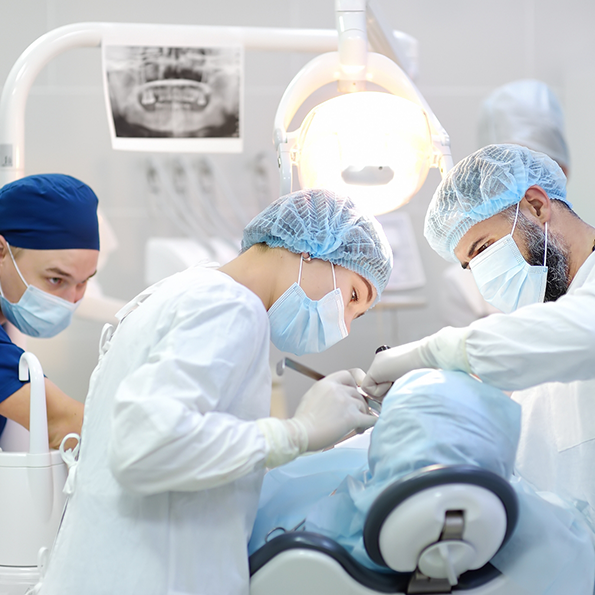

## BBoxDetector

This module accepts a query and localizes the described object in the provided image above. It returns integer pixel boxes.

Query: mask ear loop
[511,202,521,236]
[297,252,310,286]
[543,222,548,267]
[330,262,337,290]
[5,241,29,289]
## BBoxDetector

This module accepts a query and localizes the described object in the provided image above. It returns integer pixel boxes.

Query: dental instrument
[276,357,382,416]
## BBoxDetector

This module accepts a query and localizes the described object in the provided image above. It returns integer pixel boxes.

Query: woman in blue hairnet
[38,188,393,595]
[0,174,99,449]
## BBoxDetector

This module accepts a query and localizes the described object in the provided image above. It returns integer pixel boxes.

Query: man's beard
[514,211,570,301]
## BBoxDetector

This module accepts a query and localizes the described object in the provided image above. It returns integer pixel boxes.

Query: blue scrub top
[0,324,27,436]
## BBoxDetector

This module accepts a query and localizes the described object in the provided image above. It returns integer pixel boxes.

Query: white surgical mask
[469,203,548,314]
[268,256,348,356]
[0,243,79,338]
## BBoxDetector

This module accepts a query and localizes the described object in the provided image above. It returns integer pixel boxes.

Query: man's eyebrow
[45,267,97,281]
[45,266,73,279]
[467,235,489,260]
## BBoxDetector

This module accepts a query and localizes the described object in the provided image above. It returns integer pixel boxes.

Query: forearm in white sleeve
[465,284,595,391]
[109,394,270,495]
[256,417,308,468]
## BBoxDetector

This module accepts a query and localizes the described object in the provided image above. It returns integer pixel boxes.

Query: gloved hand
[292,369,376,452]
[361,326,471,399]
[256,369,377,468]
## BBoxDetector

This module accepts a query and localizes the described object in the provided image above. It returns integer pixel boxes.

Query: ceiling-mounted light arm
[336,0,368,93]
[365,0,418,81]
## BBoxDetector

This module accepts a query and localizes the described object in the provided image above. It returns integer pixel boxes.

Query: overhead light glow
[292,92,433,215]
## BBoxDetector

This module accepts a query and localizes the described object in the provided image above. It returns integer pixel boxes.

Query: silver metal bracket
[406,510,465,595]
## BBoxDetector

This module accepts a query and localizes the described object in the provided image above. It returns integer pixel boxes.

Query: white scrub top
[40,266,272,595]
[464,250,595,530]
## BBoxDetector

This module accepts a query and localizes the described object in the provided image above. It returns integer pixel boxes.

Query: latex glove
[293,369,376,451]
[362,326,471,399]
[257,369,377,468]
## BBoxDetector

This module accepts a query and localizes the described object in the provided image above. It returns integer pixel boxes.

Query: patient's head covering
[241,188,393,301]
[478,79,570,172]
[0,174,100,250]
[368,369,521,488]
[424,144,570,263]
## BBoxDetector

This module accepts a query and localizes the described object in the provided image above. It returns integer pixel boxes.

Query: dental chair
[250,464,526,595]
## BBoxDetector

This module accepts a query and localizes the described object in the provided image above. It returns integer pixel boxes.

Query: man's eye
[475,243,490,257]
[48,277,63,286]
[351,288,358,302]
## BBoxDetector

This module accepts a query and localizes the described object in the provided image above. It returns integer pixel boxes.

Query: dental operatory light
[273,0,453,216]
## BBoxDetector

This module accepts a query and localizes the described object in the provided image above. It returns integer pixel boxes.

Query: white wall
[4,0,594,411]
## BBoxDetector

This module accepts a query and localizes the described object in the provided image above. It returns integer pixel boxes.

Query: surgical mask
[469,203,548,314]
[0,244,79,338]
[268,256,348,356]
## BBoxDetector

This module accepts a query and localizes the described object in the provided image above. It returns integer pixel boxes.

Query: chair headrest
[363,465,519,580]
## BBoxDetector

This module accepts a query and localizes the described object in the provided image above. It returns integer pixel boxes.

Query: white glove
[293,369,376,451]
[257,369,377,468]
[361,326,471,399]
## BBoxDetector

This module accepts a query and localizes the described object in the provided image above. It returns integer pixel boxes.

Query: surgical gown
[465,250,595,531]
[40,265,272,595]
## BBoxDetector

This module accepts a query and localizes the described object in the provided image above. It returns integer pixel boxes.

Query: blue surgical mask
[0,244,79,338]
[469,204,548,314]
[268,256,348,356]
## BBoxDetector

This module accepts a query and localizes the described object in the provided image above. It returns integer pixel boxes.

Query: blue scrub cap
[424,144,571,263]
[0,174,99,250]
[478,79,570,172]
[241,189,393,299]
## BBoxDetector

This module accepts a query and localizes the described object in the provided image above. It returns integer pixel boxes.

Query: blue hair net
[241,189,393,298]
[478,80,570,172]
[0,174,99,250]
[424,144,571,263]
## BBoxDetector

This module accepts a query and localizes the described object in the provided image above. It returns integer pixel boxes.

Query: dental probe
[275,357,382,415]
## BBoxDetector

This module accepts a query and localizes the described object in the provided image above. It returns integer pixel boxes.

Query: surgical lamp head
[0,173,100,251]
[478,79,570,174]
[241,188,393,301]
[273,21,452,216]
[424,144,570,263]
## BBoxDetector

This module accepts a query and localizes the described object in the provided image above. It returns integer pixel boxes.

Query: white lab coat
[40,266,272,595]
[464,250,595,531]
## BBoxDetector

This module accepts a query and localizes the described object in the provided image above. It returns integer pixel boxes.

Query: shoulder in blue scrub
[0,325,28,436]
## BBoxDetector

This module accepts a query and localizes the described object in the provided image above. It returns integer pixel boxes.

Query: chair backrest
[363,464,519,590]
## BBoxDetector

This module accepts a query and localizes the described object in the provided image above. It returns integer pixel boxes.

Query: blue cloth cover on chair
[250,369,595,594]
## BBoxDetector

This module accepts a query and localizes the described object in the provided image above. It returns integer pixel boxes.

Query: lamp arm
[336,0,368,92]
[365,0,418,80]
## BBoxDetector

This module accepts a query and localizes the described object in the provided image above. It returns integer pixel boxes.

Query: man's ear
[521,186,551,224]
[0,236,7,261]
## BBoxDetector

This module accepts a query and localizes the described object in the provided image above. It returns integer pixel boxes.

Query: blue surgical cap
[478,80,570,172]
[241,189,393,299]
[424,144,571,263]
[0,174,100,250]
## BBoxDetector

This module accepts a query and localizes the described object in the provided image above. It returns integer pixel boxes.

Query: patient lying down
[249,369,595,595]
